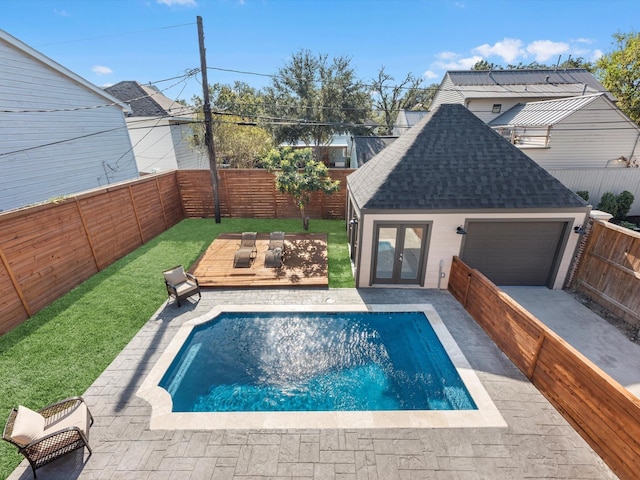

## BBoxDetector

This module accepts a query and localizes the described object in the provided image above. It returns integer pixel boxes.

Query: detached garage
[346,104,589,289]
[459,220,570,286]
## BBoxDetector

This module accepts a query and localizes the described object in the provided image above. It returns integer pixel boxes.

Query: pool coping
[136,304,506,430]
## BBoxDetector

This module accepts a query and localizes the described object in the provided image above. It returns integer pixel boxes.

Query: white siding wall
[356,211,586,290]
[126,117,178,173]
[429,76,464,110]
[549,168,640,215]
[466,98,550,123]
[0,38,137,212]
[171,122,208,170]
[521,97,640,169]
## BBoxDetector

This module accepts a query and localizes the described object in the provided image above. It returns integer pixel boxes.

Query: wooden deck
[190,233,328,287]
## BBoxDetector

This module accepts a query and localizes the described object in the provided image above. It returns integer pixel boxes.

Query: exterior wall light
[456,226,467,235]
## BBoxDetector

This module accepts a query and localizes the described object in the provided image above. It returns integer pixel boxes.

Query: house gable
[0,29,138,211]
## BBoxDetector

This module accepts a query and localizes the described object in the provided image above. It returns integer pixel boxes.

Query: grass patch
[0,218,353,477]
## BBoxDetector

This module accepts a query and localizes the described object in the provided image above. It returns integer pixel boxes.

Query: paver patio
[8,288,618,479]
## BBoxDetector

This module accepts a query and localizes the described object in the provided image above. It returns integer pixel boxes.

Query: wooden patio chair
[233,232,257,268]
[265,231,285,268]
[2,397,94,479]
[163,265,201,307]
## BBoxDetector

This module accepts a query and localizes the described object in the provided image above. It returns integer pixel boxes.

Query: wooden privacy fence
[448,256,640,480]
[571,220,640,326]
[0,172,184,334]
[0,169,350,334]
[180,169,352,219]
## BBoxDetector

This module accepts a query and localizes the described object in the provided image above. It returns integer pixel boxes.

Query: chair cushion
[164,266,187,285]
[175,280,198,296]
[11,406,45,445]
[44,402,89,437]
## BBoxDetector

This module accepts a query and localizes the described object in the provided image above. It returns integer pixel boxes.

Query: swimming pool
[160,311,476,412]
[138,304,506,429]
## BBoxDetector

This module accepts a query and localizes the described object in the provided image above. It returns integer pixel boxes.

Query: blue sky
[2,0,639,104]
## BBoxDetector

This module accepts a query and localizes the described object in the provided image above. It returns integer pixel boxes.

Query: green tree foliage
[190,82,272,168]
[596,31,640,124]
[262,147,340,228]
[212,114,273,168]
[370,67,427,135]
[264,50,372,158]
[471,57,594,71]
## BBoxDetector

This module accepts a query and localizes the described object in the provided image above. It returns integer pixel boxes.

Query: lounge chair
[163,265,201,307]
[265,231,285,268]
[234,232,257,268]
[2,396,93,479]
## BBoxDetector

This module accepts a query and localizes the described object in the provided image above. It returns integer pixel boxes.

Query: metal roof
[488,93,606,127]
[445,69,614,101]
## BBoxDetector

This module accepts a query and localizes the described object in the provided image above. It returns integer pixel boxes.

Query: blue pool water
[159,312,477,412]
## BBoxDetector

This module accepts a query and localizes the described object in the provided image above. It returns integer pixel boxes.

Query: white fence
[549,168,640,216]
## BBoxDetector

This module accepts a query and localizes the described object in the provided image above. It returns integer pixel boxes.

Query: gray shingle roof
[104,81,193,117]
[347,104,588,211]
[352,136,398,167]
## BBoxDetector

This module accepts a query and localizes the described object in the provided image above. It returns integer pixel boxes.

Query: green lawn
[0,218,354,478]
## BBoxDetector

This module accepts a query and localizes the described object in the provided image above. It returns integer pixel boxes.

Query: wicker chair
[163,265,201,307]
[2,397,93,479]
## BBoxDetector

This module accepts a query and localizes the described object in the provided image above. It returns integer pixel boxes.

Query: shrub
[616,191,635,220]
[597,192,619,217]
[576,190,589,201]
[596,191,636,221]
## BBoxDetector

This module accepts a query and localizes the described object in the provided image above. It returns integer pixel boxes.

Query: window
[492,104,502,113]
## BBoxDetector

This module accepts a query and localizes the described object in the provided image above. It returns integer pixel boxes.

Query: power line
[35,23,196,47]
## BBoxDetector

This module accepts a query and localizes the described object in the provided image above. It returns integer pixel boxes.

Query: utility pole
[197,15,221,223]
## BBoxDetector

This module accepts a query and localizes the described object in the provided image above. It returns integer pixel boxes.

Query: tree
[370,67,426,135]
[596,31,640,124]
[472,58,594,71]
[190,82,272,168]
[262,147,340,229]
[264,50,372,160]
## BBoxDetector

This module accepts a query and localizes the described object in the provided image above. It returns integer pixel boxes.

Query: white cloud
[157,0,197,6]
[54,9,69,16]
[436,51,459,61]
[574,38,594,44]
[423,70,438,79]
[592,49,604,61]
[92,65,113,75]
[433,54,483,71]
[526,40,569,62]
[472,38,524,63]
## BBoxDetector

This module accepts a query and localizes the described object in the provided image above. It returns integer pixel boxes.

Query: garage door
[459,221,568,286]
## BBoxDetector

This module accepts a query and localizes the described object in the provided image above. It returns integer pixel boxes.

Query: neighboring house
[489,93,640,214]
[105,81,207,174]
[430,68,611,123]
[348,136,398,168]
[0,29,138,212]
[346,104,589,289]
[287,133,350,167]
[391,110,429,136]
[348,112,427,168]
